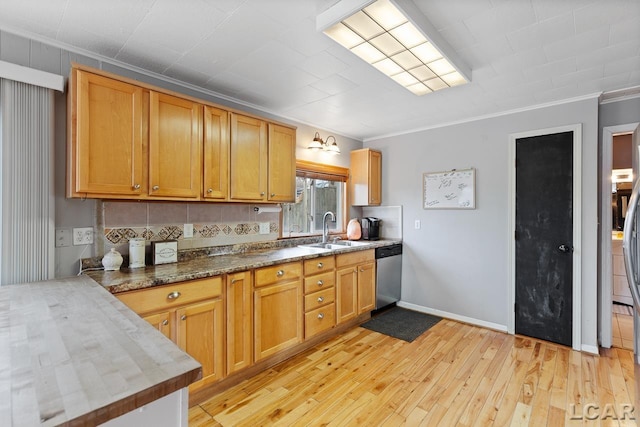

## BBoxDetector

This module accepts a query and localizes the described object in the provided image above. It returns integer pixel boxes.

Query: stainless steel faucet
[322,211,336,243]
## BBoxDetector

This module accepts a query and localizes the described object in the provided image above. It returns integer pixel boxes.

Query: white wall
[366,96,600,349]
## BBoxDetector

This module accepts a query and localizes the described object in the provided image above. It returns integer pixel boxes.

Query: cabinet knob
[276,270,284,277]
[167,291,181,300]
[271,193,275,197]
[133,184,140,190]
[317,262,323,269]
[181,315,186,321]
[317,296,324,303]
[161,319,169,326]
[317,313,324,320]
[360,268,365,272]
[207,188,213,193]
[152,185,159,191]
[230,278,237,284]
[317,280,324,286]
[261,192,265,196]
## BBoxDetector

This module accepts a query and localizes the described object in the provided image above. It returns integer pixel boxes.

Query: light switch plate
[55,228,71,247]
[184,223,194,238]
[259,222,270,234]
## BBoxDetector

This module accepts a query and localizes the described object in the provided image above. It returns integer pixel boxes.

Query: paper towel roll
[254,206,282,214]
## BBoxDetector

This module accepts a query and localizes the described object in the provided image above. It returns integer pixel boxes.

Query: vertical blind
[0,78,54,285]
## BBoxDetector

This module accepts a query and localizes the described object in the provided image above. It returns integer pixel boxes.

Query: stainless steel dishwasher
[375,243,402,310]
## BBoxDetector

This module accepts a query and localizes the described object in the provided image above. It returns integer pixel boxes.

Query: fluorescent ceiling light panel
[317,0,470,95]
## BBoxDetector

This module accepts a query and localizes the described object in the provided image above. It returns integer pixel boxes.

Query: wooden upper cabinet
[149,91,202,199]
[70,69,145,196]
[229,113,267,201]
[349,148,382,206]
[267,124,296,202]
[203,106,229,200]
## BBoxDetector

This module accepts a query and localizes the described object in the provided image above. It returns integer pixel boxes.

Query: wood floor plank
[191,321,637,427]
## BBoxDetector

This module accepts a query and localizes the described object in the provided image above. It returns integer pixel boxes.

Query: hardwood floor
[189,319,637,426]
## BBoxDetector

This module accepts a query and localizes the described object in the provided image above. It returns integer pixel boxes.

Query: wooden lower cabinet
[303,255,336,338]
[116,276,224,392]
[336,250,376,324]
[254,281,303,361]
[226,271,253,375]
[176,298,225,388]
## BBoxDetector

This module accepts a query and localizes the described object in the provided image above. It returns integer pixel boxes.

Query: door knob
[558,244,573,253]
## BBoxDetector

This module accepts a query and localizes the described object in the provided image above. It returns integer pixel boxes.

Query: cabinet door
[226,271,253,374]
[357,262,376,313]
[149,92,202,198]
[176,299,225,388]
[203,106,229,200]
[72,70,144,195]
[368,150,382,205]
[336,266,358,324]
[267,124,296,202]
[142,311,172,340]
[254,281,302,361]
[230,114,267,201]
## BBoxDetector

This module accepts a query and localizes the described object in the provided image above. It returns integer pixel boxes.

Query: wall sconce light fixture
[308,132,341,154]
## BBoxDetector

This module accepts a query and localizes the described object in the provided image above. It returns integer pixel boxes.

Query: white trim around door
[507,124,582,352]
[600,122,639,349]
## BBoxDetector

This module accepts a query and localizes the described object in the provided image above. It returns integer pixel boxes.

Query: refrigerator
[622,177,640,413]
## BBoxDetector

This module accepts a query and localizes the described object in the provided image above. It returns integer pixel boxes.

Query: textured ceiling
[0,0,638,140]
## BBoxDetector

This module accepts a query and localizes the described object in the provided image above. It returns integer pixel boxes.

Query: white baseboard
[581,344,599,355]
[396,301,508,333]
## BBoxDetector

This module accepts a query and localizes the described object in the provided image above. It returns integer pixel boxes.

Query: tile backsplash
[99,201,280,255]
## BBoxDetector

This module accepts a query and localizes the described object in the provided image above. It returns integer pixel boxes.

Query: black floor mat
[360,307,442,342]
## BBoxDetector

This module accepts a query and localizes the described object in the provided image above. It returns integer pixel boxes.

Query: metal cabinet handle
[207,188,213,193]
[271,193,275,197]
[261,192,265,196]
[317,296,324,303]
[180,315,186,321]
[276,270,284,277]
[558,244,573,253]
[317,280,324,286]
[152,185,159,191]
[133,184,140,190]
[317,313,324,320]
[167,291,181,300]
[161,319,169,326]
[317,262,323,269]
[230,278,237,284]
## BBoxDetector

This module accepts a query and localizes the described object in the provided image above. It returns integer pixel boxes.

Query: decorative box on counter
[151,240,178,265]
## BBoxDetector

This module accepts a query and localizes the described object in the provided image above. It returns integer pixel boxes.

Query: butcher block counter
[0,276,201,427]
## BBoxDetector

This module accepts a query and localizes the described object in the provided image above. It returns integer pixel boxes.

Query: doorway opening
[611,133,635,350]
[600,123,639,350]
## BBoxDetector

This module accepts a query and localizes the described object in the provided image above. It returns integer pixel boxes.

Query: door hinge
[514,302,517,313]
[514,230,518,240]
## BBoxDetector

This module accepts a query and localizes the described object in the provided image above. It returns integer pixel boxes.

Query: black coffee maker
[361,217,381,240]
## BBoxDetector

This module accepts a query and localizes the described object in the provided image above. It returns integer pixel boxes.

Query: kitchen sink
[298,240,372,250]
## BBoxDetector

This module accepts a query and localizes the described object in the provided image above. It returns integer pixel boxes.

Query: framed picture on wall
[423,168,475,209]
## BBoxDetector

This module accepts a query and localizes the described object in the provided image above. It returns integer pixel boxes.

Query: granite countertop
[87,239,401,294]
[0,276,201,426]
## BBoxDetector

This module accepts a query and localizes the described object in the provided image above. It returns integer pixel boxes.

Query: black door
[515,131,573,346]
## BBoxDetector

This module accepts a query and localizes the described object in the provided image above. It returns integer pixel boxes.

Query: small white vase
[102,248,123,271]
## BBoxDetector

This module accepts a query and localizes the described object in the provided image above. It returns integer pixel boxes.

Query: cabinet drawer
[303,271,335,294]
[117,276,222,315]
[254,261,302,287]
[336,249,375,268]
[305,303,336,338]
[304,287,335,312]
[303,256,335,275]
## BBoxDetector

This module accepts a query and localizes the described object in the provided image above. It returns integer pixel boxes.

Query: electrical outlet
[55,228,71,247]
[259,222,270,234]
[184,223,194,238]
[415,220,421,230]
[73,227,94,245]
